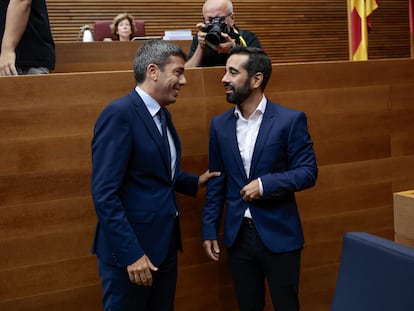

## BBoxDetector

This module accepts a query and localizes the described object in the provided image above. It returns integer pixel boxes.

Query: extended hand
[127,255,158,286]
[198,170,221,187]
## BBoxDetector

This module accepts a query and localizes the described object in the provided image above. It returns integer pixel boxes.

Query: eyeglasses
[203,11,232,23]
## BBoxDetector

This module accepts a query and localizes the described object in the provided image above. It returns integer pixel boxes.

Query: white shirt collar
[135,86,162,117]
[234,95,267,120]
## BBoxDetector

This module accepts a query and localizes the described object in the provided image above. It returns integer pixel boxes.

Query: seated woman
[105,13,136,41]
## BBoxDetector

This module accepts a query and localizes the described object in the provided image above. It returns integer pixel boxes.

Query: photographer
[185,0,262,68]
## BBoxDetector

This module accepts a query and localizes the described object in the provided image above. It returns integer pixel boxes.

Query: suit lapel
[227,110,248,180]
[164,108,181,181]
[129,91,172,174]
[250,101,274,177]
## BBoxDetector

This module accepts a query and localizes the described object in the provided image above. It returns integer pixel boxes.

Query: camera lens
[205,31,221,47]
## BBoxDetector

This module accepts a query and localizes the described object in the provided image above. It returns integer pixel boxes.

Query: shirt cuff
[258,177,264,196]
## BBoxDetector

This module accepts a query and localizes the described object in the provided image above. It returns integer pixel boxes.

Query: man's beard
[225,79,252,106]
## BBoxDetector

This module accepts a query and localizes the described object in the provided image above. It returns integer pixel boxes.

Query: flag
[410,0,414,34]
[349,0,380,60]
[410,0,414,58]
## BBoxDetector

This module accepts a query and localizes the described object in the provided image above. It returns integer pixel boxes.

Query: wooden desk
[54,40,192,73]
[394,190,414,247]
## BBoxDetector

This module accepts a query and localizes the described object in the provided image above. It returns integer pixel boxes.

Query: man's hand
[1,0,32,76]
[202,240,220,261]
[214,32,236,54]
[196,22,208,49]
[197,23,235,53]
[240,179,262,202]
[127,255,158,286]
[198,170,221,187]
[0,49,17,76]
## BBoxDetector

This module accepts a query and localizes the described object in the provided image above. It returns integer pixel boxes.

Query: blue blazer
[202,99,318,253]
[91,90,198,267]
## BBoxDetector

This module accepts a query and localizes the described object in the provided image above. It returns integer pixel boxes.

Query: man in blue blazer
[202,46,318,311]
[91,40,218,311]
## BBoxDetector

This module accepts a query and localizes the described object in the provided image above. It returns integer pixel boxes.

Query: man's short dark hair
[134,40,187,83]
[228,46,272,91]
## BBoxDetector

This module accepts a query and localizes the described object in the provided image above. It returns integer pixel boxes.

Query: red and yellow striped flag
[410,0,414,34]
[410,0,414,58]
[349,0,380,60]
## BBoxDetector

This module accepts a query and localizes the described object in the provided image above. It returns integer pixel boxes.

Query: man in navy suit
[91,40,219,311]
[202,46,318,311]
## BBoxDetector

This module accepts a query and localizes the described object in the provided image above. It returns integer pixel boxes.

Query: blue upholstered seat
[331,232,414,311]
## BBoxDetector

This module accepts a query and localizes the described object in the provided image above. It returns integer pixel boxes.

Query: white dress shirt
[234,95,266,219]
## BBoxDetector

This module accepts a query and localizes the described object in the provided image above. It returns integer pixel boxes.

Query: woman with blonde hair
[109,13,136,41]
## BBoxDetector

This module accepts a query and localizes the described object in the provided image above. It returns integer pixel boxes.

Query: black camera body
[202,18,231,47]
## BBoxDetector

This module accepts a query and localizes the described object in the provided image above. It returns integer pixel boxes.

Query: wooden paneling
[0,256,98,301]
[46,0,411,64]
[1,59,414,310]
[0,285,102,311]
[53,41,192,73]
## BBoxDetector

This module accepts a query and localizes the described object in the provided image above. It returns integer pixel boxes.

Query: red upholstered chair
[93,20,146,41]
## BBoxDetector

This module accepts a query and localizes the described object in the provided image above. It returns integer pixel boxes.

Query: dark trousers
[227,221,301,311]
[97,236,177,311]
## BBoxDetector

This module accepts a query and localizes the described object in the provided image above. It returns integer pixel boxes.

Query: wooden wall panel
[1,59,414,310]
[298,182,393,221]
[0,198,94,239]
[0,285,102,311]
[0,226,95,270]
[0,257,97,300]
[391,157,414,192]
[53,41,193,73]
[46,0,411,64]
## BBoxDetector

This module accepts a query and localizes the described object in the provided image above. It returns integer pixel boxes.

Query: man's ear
[147,63,159,81]
[251,72,263,89]
[229,12,235,25]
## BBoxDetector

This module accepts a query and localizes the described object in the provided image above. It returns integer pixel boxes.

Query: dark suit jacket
[202,99,317,253]
[91,90,198,267]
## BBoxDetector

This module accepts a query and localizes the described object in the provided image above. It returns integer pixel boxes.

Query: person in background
[185,0,261,68]
[202,46,318,311]
[0,0,55,76]
[104,12,136,41]
[91,40,220,311]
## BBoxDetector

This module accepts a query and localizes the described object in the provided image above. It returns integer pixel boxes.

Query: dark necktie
[158,108,171,170]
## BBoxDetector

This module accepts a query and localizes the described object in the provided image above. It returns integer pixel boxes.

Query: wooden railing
[1,59,414,310]
[53,40,192,73]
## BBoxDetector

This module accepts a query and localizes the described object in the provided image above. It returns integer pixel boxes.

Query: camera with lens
[202,17,231,47]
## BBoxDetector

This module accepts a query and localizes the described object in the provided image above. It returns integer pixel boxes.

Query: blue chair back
[331,232,414,311]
